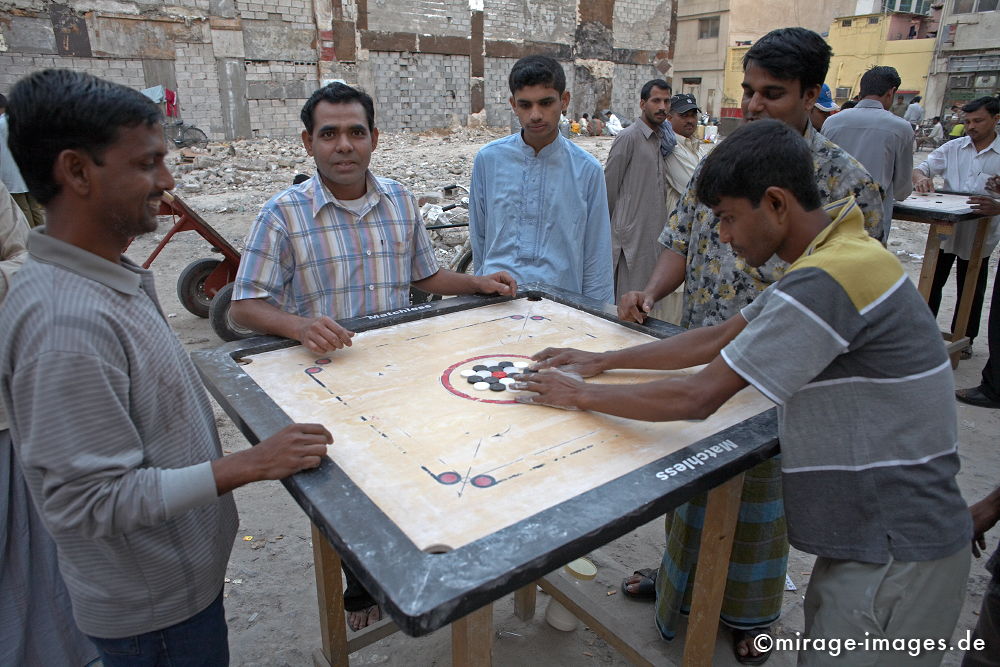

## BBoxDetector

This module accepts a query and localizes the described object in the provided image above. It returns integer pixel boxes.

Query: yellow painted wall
[826,14,934,100]
[723,14,935,112]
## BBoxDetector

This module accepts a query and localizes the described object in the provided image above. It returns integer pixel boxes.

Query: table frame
[193,285,779,665]
[893,192,992,365]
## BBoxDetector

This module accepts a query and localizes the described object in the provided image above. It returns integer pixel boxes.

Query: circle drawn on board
[316,358,332,365]
[471,474,497,488]
[441,353,533,404]
[509,315,525,320]
[305,367,322,374]
[436,471,461,485]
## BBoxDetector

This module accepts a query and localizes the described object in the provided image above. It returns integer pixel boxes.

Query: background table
[893,191,993,364]
[193,285,779,665]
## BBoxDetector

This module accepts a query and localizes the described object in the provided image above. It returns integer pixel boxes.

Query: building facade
[925,0,1000,119]
[0,0,675,139]
[673,0,853,119]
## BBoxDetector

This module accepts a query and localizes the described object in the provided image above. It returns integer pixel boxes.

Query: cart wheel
[179,126,209,149]
[177,258,222,318]
[454,247,474,274]
[209,282,256,342]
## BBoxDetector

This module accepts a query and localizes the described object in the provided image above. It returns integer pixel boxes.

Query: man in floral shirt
[618,27,885,664]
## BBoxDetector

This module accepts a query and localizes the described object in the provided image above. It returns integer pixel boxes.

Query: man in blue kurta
[470,55,614,304]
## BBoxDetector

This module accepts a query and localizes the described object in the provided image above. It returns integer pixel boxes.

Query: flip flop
[731,627,772,665]
[621,568,657,601]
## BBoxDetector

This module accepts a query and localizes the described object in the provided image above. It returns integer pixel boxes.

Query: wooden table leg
[682,473,745,667]
[452,602,493,667]
[951,217,989,346]
[917,223,943,301]
[514,583,537,621]
[311,522,348,667]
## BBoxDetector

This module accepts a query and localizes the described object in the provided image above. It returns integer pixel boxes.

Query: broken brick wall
[0,0,674,138]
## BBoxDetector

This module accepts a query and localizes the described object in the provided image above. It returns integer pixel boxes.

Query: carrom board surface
[240,298,771,551]
[896,191,975,217]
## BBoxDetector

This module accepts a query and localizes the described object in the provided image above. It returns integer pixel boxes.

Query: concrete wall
[368,51,470,131]
[924,2,1000,117]
[1,0,676,138]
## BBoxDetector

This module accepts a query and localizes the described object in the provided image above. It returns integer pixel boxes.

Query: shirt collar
[516,131,564,158]
[962,132,1000,157]
[27,227,144,295]
[635,119,657,139]
[799,196,864,260]
[311,171,383,217]
[856,99,884,109]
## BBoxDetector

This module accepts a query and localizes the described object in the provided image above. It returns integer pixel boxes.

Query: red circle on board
[440,354,532,405]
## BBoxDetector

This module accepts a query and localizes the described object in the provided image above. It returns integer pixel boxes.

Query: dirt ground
[127,133,1000,666]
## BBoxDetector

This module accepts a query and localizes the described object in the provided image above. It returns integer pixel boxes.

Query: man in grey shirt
[0,70,332,665]
[905,94,925,129]
[822,65,913,242]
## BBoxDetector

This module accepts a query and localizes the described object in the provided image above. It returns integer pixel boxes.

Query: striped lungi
[654,456,788,639]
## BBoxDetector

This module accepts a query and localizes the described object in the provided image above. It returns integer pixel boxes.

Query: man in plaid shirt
[232,83,515,356]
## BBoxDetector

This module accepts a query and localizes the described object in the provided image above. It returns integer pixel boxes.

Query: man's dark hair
[963,96,1000,116]
[640,79,672,101]
[300,82,376,134]
[912,95,921,103]
[0,93,7,109]
[840,100,858,110]
[742,27,832,95]
[7,69,162,205]
[508,55,566,95]
[696,119,821,210]
[859,65,901,98]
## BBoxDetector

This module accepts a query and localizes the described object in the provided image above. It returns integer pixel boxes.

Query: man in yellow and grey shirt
[517,120,971,666]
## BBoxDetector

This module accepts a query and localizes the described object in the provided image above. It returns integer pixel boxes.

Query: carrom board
[238,298,772,552]
[194,286,779,635]
[895,191,978,222]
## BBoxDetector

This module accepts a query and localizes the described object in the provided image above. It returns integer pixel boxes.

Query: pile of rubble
[167,126,507,200]
[165,126,511,267]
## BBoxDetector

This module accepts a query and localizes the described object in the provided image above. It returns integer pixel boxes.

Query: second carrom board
[240,297,772,552]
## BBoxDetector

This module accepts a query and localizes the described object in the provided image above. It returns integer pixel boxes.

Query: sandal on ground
[620,568,657,601]
[731,627,773,665]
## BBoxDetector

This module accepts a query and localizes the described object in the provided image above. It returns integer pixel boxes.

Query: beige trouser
[799,546,971,666]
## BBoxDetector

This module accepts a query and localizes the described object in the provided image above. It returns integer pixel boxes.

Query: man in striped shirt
[517,120,971,664]
[1,70,333,665]
[231,83,516,356]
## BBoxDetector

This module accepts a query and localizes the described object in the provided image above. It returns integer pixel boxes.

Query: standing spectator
[470,55,613,303]
[905,94,925,130]
[956,175,1000,410]
[0,94,44,228]
[1,68,333,665]
[822,65,914,241]
[1,180,98,666]
[605,79,673,311]
[913,96,1000,358]
[809,83,839,131]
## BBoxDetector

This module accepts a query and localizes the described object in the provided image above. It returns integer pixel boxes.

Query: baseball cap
[815,84,839,112]
[669,93,699,114]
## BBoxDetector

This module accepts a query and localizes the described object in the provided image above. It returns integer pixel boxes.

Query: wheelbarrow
[144,191,252,341]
